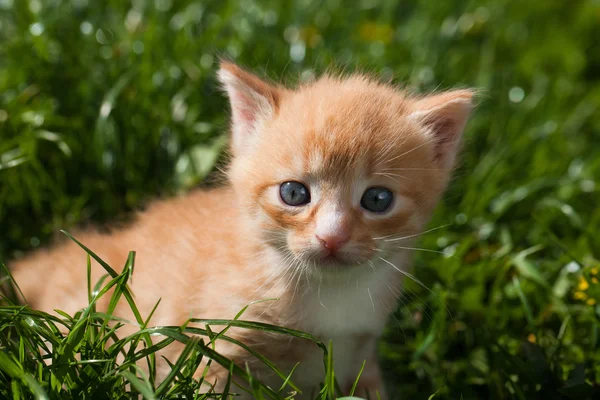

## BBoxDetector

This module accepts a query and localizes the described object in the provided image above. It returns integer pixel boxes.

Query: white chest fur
[299,273,389,337]
[247,251,409,398]
[297,255,407,337]
[284,255,408,395]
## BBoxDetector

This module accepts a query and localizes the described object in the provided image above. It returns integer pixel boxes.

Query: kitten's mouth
[320,253,344,265]
[293,250,371,272]
[315,250,362,268]
[286,244,370,269]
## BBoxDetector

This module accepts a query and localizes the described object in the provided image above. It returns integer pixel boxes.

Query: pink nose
[316,232,350,252]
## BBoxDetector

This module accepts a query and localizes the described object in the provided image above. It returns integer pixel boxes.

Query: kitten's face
[220,63,473,272]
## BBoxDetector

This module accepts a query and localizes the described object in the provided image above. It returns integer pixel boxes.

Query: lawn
[1,0,599,399]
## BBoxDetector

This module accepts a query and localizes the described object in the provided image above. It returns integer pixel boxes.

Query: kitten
[10,61,474,399]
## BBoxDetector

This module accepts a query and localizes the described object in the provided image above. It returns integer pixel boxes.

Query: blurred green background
[1,0,599,399]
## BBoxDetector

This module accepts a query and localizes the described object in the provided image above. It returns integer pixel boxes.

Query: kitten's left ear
[408,90,475,170]
[218,61,282,155]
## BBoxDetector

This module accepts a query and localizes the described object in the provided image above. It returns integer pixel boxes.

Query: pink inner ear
[232,91,258,128]
[424,116,462,161]
[218,62,281,153]
[410,91,473,169]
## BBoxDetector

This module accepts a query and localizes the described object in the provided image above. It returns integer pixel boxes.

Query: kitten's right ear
[408,90,474,171]
[218,61,281,154]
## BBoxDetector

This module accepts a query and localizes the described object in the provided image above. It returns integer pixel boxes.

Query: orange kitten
[10,62,474,399]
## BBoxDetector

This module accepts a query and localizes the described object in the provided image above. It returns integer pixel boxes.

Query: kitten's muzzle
[315,232,350,255]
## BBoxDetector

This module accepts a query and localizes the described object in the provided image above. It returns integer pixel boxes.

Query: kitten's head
[219,62,473,271]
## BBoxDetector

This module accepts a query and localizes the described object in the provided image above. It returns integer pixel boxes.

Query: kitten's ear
[408,90,474,170]
[218,61,282,154]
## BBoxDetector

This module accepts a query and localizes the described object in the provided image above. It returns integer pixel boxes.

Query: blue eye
[280,181,310,206]
[361,187,393,213]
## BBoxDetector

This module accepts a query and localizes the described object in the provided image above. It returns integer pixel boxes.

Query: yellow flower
[578,277,590,291]
[573,291,588,300]
[593,277,599,284]
[590,267,598,275]
[587,298,597,306]
[527,333,536,344]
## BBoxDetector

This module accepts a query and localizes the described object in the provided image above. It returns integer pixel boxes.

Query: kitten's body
[13,187,398,396]
[10,63,474,398]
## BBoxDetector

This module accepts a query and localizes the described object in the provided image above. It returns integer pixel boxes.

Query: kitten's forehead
[273,79,415,179]
[302,126,366,180]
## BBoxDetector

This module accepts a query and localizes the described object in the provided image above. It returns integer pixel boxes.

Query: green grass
[1,0,600,398]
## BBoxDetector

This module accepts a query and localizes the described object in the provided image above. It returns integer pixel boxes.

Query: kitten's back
[10,186,249,323]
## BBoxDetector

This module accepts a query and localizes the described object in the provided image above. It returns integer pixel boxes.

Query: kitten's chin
[302,251,371,272]
[315,259,361,273]
[270,244,374,273]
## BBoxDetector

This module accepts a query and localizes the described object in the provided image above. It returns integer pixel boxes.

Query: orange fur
[10,62,474,399]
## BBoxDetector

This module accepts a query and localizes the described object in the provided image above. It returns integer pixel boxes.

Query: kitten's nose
[316,232,350,252]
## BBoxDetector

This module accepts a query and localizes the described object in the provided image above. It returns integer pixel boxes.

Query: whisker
[374,135,410,166]
[248,251,295,297]
[317,275,327,310]
[367,287,375,312]
[375,246,444,255]
[381,167,442,172]
[383,224,450,242]
[367,260,376,272]
[256,257,302,317]
[382,137,437,165]
[290,263,306,304]
[287,266,300,303]
[383,286,406,339]
[400,287,436,326]
[379,257,453,319]
[372,172,414,183]
[372,230,415,240]
[304,264,312,288]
